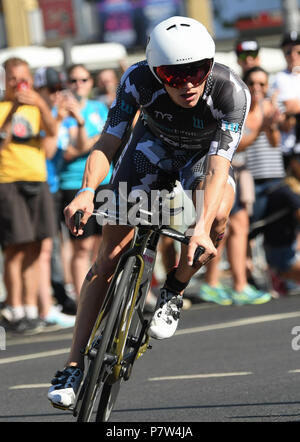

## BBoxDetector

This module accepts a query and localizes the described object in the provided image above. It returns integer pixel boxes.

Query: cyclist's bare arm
[64,132,122,235]
[187,154,231,266]
[82,133,120,186]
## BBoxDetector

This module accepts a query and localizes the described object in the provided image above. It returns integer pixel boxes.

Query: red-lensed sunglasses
[155,59,213,89]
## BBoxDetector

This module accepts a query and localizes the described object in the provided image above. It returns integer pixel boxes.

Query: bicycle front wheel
[95,256,150,422]
[76,255,138,422]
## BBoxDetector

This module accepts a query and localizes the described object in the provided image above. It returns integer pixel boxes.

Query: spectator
[271,31,300,170]
[59,64,112,298]
[263,169,300,284]
[0,57,56,333]
[272,32,300,116]
[241,67,285,223]
[34,66,77,327]
[235,38,261,74]
[93,68,120,108]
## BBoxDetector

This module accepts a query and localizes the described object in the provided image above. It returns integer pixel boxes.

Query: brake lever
[74,210,84,234]
[192,245,205,268]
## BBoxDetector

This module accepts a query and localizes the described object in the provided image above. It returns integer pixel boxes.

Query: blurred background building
[0,0,299,73]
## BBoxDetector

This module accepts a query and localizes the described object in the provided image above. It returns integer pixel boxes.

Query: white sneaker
[148,288,183,340]
[48,366,83,409]
[44,305,76,329]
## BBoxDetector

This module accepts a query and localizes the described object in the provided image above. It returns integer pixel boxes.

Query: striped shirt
[245,131,285,180]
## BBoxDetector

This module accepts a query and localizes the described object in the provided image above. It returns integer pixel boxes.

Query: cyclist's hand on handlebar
[187,233,217,267]
[64,192,94,236]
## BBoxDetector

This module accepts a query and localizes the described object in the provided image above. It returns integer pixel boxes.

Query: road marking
[10,370,298,390]
[0,348,69,365]
[6,333,73,347]
[175,311,300,336]
[149,372,252,381]
[10,384,50,390]
[2,311,300,365]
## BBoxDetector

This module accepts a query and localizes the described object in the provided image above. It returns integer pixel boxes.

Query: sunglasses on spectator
[69,78,90,84]
[247,80,267,87]
[238,50,259,61]
[155,59,213,89]
[284,49,300,56]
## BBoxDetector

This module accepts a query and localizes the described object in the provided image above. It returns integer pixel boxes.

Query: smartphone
[61,89,73,99]
[17,81,29,91]
[73,92,82,103]
[61,89,81,102]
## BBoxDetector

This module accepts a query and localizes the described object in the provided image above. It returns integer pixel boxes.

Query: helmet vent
[166,23,190,31]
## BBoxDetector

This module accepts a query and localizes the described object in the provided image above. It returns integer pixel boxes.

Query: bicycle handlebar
[73,210,205,267]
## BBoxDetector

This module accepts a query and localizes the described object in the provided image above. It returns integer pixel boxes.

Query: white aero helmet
[146,16,215,85]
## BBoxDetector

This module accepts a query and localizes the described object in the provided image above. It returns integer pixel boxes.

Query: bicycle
[63,182,204,422]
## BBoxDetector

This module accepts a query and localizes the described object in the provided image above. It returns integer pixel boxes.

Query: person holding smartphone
[0,57,57,334]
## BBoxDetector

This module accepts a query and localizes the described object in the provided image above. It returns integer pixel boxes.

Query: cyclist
[48,16,250,409]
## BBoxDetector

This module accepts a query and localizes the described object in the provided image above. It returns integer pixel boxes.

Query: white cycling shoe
[148,288,183,340]
[48,366,83,409]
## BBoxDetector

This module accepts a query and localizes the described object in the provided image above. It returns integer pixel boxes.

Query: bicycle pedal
[50,401,70,412]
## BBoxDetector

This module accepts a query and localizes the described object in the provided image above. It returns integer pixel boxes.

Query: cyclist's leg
[70,235,99,299]
[48,224,133,408]
[66,224,134,369]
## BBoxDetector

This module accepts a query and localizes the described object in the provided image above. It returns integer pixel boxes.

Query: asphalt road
[1,294,300,424]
